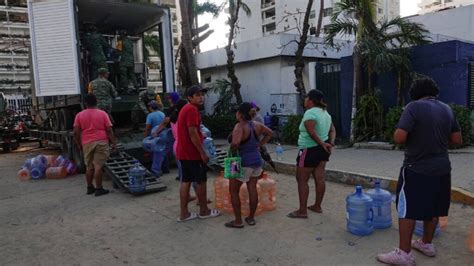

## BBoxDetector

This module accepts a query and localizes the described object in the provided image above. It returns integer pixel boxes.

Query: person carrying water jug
[287,89,336,218]
[144,100,166,177]
[377,77,463,265]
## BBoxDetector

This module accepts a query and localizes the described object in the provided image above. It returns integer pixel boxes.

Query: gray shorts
[237,167,263,183]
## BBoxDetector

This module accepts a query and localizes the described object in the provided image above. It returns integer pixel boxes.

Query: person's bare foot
[308,205,323,213]
[287,210,308,219]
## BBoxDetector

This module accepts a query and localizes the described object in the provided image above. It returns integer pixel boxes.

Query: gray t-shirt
[397,99,460,176]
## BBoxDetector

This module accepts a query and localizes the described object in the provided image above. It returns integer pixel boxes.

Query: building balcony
[1,21,29,29]
[262,16,276,25]
[0,5,28,14]
[261,1,275,10]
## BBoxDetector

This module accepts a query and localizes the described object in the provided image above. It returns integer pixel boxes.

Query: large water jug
[142,136,154,152]
[54,155,68,167]
[239,182,263,217]
[414,220,441,237]
[128,161,146,193]
[17,167,31,181]
[468,222,474,252]
[31,155,47,169]
[258,172,276,211]
[30,166,46,180]
[23,153,35,169]
[46,167,67,179]
[45,155,57,167]
[204,137,217,165]
[366,180,392,229]
[200,124,212,138]
[264,113,272,128]
[346,186,374,236]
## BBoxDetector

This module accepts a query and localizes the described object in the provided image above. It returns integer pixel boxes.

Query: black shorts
[396,167,451,221]
[180,160,207,184]
[296,145,330,168]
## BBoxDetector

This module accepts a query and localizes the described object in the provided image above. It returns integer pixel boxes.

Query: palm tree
[225,0,251,105]
[324,0,429,140]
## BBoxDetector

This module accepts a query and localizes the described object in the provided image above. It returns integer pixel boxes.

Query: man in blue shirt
[144,101,166,176]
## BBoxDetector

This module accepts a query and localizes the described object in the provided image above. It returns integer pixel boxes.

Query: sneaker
[94,188,110,197]
[87,186,96,195]
[412,239,436,257]
[377,248,415,265]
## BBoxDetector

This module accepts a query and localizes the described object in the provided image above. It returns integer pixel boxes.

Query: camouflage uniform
[131,88,156,130]
[88,76,118,122]
[83,32,108,79]
[118,36,137,89]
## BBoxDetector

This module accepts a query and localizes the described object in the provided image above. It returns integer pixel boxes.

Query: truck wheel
[72,140,85,174]
[59,108,73,131]
[50,110,60,132]
[61,135,72,159]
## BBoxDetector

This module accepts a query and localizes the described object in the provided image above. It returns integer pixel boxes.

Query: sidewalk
[215,140,474,197]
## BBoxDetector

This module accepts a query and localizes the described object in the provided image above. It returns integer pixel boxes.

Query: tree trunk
[397,71,401,106]
[226,0,243,104]
[178,0,199,88]
[314,0,324,37]
[294,0,314,106]
[350,50,363,142]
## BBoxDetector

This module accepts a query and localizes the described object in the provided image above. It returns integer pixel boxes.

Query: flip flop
[225,221,244,229]
[199,209,221,219]
[245,217,256,226]
[177,212,198,223]
[287,211,308,219]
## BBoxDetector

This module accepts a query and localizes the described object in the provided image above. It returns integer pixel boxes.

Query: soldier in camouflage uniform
[117,30,138,90]
[88,68,118,122]
[83,24,108,80]
[131,88,156,130]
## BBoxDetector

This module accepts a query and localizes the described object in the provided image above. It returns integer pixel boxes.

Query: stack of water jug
[214,171,276,216]
[128,160,146,193]
[18,154,77,181]
[346,181,449,237]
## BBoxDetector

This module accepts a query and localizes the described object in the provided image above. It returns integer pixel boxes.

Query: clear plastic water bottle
[200,124,212,138]
[346,186,374,236]
[128,160,146,193]
[275,143,284,161]
[204,137,217,165]
[366,180,392,229]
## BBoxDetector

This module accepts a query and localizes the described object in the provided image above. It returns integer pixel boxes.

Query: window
[445,0,453,2]
[323,8,333,17]
[173,37,179,45]
[309,10,316,19]
[265,23,276,32]
[204,76,212,83]
[263,8,275,19]
[378,8,383,14]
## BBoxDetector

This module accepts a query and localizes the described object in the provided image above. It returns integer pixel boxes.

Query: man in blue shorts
[377,77,463,265]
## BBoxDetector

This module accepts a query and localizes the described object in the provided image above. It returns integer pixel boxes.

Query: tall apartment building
[236,0,400,43]
[0,0,31,111]
[419,0,474,14]
[147,0,181,91]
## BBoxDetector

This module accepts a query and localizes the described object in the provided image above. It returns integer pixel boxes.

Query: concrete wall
[339,40,474,139]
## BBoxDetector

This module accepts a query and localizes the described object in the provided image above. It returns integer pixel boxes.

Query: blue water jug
[264,112,272,128]
[366,180,392,229]
[142,136,154,152]
[152,129,174,153]
[31,166,46,180]
[128,161,146,193]
[31,155,47,170]
[414,220,441,237]
[346,186,374,236]
[204,137,217,164]
[201,124,212,138]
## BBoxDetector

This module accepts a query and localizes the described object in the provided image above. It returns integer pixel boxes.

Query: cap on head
[147,100,159,110]
[306,89,324,102]
[146,88,156,97]
[185,85,207,97]
[167,92,180,104]
[98,68,109,75]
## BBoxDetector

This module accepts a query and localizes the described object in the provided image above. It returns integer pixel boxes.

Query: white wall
[419,0,474,14]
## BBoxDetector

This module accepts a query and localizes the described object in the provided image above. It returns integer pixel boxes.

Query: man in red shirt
[74,94,117,196]
[176,85,220,222]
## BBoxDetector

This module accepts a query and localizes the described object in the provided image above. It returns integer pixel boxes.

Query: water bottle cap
[374,180,381,188]
[355,185,362,193]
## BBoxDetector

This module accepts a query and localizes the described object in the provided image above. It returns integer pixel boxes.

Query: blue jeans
[151,151,165,177]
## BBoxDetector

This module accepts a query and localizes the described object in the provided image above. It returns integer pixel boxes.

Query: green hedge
[384,106,403,143]
[202,115,236,139]
[450,104,472,146]
[281,115,303,145]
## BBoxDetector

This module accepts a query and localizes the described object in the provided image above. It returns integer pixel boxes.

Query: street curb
[265,161,474,206]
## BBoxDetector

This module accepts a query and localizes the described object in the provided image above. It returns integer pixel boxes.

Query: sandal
[177,212,198,223]
[199,209,221,219]
[225,221,244,228]
[286,211,308,219]
[245,217,256,226]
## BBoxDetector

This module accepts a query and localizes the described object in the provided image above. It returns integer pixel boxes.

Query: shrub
[281,115,303,145]
[353,93,384,141]
[449,104,472,146]
[202,115,236,139]
[384,106,403,143]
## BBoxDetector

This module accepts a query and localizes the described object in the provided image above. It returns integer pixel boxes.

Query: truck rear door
[28,0,81,97]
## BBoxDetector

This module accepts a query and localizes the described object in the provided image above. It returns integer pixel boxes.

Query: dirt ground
[1,145,474,265]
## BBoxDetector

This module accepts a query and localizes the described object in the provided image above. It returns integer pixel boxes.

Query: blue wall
[339,40,474,139]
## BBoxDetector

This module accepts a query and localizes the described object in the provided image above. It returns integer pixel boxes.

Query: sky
[198,0,423,52]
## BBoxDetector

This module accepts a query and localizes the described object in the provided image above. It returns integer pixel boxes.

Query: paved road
[1,145,473,265]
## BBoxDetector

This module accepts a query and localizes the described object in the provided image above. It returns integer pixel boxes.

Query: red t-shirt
[73,108,112,145]
[176,103,203,160]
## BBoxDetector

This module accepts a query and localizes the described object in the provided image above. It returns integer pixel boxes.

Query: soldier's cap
[146,88,155,96]
[186,85,207,97]
[98,68,109,74]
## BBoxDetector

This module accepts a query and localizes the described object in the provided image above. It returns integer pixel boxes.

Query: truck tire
[72,140,85,174]
[61,135,72,159]
[59,108,73,131]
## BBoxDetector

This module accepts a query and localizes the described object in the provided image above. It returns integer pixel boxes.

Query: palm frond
[240,1,252,17]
